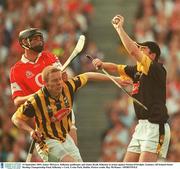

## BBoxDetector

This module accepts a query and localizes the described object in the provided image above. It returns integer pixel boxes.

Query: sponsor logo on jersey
[132,81,140,95]
[25,70,34,78]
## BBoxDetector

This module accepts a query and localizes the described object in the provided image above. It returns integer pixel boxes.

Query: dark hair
[137,41,161,61]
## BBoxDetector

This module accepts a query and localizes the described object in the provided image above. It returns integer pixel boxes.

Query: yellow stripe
[63,84,72,107]
[60,97,68,133]
[61,87,72,130]
[117,65,132,81]
[68,74,88,92]
[33,100,46,138]
[117,65,127,76]
[14,105,29,121]
[38,91,54,138]
[137,53,152,75]
[78,74,88,86]
[50,98,65,139]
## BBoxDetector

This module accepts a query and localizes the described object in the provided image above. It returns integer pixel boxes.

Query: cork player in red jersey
[10,28,78,147]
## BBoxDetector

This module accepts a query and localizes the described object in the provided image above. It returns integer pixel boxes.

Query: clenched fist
[92,58,104,70]
[112,15,124,30]
[30,130,43,143]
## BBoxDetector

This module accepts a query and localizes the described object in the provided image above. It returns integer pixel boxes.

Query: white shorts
[36,134,82,162]
[127,120,170,158]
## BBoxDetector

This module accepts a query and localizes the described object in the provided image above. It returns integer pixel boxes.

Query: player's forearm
[117,26,141,62]
[14,94,34,107]
[85,72,130,87]
[85,72,119,82]
[11,114,33,134]
[102,62,118,73]
[85,72,110,81]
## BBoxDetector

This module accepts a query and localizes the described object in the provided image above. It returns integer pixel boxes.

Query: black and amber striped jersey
[14,74,88,142]
[117,53,169,124]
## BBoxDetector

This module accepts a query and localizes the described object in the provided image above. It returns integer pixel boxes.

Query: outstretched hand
[111,15,124,30]
[120,79,133,87]
[115,77,132,87]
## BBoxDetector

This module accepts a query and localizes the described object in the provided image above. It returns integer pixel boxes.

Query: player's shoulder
[151,61,166,73]
[10,60,24,74]
[152,61,164,68]
[41,50,56,58]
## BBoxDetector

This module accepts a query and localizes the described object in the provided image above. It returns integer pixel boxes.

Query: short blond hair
[42,66,61,82]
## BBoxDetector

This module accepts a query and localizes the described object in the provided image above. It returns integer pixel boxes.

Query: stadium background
[0,0,180,162]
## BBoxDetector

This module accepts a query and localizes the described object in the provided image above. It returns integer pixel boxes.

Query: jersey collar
[21,53,41,64]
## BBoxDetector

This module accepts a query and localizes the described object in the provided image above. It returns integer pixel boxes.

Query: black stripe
[55,98,66,138]
[23,101,35,118]
[56,100,61,110]
[62,90,71,131]
[159,123,165,135]
[42,87,50,97]
[34,94,53,139]
[159,123,165,146]
[73,77,82,92]
[44,95,64,142]
[60,121,66,138]
[157,123,165,154]
[34,114,40,128]
[23,100,40,128]
[65,81,74,103]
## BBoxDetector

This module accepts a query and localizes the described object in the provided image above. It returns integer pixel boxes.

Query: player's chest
[22,58,46,78]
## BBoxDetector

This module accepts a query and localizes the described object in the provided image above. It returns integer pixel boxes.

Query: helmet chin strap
[22,45,30,50]
[22,38,44,52]
[21,38,31,50]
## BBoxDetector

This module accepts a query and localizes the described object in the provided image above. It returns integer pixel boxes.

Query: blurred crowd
[0,0,179,162]
[99,0,180,162]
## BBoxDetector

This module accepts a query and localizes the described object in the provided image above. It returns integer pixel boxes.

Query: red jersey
[10,51,62,99]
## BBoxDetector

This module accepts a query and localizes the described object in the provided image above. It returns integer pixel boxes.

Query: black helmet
[137,41,161,61]
[19,28,44,52]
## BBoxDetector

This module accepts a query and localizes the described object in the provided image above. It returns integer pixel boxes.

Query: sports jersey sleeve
[117,64,134,81]
[44,51,62,69]
[67,74,88,92]
[118,53,152,80]
[14,97,36,121]
[10,66,25,99]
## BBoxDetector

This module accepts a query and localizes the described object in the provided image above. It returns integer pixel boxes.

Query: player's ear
[151,53,156,61]
[62,71,68,81]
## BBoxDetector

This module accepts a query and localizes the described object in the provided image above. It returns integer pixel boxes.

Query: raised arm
[112,15,143,62]
[14,94,34,107]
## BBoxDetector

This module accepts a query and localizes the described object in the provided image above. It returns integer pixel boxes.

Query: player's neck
[49,92,61,100]
[24,50,40,62]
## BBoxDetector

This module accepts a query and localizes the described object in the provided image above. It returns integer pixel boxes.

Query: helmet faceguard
[19,28,44,53]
